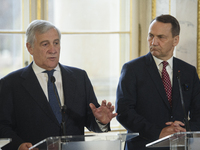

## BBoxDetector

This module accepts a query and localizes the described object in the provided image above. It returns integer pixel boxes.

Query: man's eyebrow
[148,33,154,36]
[157,34,166,37]
[149,33,166,37]
[40,40,49,45]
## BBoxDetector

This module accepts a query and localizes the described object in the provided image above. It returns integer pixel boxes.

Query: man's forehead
[149,21,172,35]
[35,29,59,39]
[35,28,57,35]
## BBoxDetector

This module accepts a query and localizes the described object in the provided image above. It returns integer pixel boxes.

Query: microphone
[50,76,67,136]
[177,70,191,131]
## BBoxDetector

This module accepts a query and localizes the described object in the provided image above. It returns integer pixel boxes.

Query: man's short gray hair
[26,20,61,47]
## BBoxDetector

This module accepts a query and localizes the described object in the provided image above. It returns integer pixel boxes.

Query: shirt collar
[152,55,173,70]
[32,61,60,74]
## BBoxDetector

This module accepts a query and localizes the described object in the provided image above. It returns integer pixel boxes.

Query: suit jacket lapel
[59,64,76,108]
[59,64,77,130]
[145,52,171,109]
[20,63,60,126]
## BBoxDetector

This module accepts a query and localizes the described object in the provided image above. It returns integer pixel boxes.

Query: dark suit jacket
[116,52,200,150]
[0,63,107,150]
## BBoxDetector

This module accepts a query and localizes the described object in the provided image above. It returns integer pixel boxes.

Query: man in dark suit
[116,14,200,150]
[0,20,117,150]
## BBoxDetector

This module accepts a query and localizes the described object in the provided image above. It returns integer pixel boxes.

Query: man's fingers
[173,121,185,126]
[101,100,106,106]
[110,106,115,112]
[166,122,173,125]
[166,121,185,127]
[112,113,118,118]
[106,102,112,109]
[89,103,96,111]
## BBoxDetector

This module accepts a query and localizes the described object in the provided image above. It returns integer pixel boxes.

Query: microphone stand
[61,105,67,136]
[177,71,191,132]
[51,76,67,136]
[177,70,192,149]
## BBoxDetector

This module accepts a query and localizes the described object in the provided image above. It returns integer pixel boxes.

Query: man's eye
[159,36,166,39]
[149,34,153,38]
[54,41,59,45]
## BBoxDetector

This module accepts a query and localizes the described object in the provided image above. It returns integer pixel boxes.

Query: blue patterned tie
[44,70,62,124]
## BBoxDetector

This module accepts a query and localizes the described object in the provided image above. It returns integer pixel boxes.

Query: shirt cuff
[95,118,109,132]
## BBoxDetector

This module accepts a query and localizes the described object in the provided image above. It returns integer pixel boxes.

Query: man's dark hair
[151,14,180,37]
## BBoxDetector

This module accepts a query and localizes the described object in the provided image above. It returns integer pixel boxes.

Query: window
[0,0,24,77]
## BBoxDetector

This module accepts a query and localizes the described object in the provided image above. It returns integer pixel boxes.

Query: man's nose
[151,37,158,45]
[49,44,56,53]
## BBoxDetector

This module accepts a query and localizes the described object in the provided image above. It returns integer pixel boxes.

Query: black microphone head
[177,70,181,79]
[51,76,56,83]
[62,105,67,111]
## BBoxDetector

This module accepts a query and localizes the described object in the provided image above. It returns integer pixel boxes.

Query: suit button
[171,116,173,119]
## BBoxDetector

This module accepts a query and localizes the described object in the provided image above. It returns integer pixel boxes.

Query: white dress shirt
[152,56,173,85]
[32,62,64,106]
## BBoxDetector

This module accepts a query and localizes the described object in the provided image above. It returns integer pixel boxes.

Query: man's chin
[150,51,159,57]
[45,63,59,70]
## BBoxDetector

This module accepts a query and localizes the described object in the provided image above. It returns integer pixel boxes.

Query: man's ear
[173,35,179,47]
[26,43,33,55]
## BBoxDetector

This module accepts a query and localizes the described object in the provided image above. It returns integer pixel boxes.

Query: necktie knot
[162,61,168,69]
[44,69,55,77]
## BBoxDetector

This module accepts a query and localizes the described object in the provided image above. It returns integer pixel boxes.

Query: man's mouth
[150,47,158,51]
[48,57,56,60]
